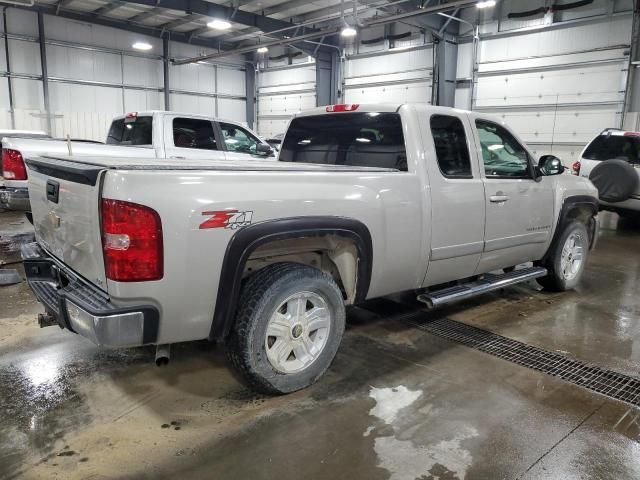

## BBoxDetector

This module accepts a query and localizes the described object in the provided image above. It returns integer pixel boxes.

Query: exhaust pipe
[155,344,171,366]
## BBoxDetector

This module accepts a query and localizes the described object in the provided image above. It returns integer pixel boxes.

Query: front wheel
[537,221,589,291]
[226,262,346,394]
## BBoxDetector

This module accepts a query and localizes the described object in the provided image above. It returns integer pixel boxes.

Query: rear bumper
[21,242,159,347]
[599,196,640,213]
[0,186,30,211]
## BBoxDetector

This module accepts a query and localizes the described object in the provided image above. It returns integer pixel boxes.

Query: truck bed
[28,154,399,173]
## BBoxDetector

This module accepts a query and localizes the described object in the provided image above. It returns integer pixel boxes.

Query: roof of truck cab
[28,154,398,173]
[294,103,478,118]
[110,111,247,126]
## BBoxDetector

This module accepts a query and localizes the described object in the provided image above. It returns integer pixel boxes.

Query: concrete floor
[1,210,640,480]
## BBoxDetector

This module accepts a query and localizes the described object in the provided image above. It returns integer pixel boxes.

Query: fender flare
[209,216,373,340]
[542,194,599,263]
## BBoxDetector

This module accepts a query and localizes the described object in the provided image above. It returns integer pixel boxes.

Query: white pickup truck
[22,103,599,394]
[0,111,273,213]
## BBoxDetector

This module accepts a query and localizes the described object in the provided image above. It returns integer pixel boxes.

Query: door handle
[490,194,509,203]
[170,156,185,160]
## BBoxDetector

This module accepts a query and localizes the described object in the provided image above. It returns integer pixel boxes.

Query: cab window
[430,115,472,178]
[476,120,530,178]
[219,123,261,154]
[107,116,152,146]
[172,118,218,150]
[279,112,407,171]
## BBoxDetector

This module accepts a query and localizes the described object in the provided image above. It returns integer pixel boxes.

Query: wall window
[430,115,472,178]
[173,118,218,150]
[279,113,407,171]
[219,122,261,154]
[475,120,530,178]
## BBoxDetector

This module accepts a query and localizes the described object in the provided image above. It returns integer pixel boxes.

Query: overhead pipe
[172,0,480,65]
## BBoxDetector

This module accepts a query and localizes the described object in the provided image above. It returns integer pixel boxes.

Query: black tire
[537,221,589,292]
[226,262,345,395]
[589,159,639,203]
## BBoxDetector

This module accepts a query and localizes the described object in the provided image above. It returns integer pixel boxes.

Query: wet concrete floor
[1,210,640,479]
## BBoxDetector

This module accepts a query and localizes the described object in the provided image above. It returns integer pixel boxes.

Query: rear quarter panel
[102,169,425,344]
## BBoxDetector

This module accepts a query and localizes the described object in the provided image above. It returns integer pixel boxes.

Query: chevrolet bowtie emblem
[48,211,61,229]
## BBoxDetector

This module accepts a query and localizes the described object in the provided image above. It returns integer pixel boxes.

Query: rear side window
[173,118,218,150]
[583,135,640,164]
[106,116,152,145]
[279,112,407,171]
[430,115,472,178]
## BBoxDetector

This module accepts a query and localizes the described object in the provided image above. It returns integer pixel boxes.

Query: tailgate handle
[46,180,60,203]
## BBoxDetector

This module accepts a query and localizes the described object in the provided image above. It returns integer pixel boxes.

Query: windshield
[279,112,407,171]
[106,116,153,146]
[583,135,640,164]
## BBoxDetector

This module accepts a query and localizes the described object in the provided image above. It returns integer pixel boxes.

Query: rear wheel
[226,262,345,394]
[537,221,589,291]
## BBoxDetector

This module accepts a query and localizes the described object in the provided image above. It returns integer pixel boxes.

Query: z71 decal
[199,210,253,230]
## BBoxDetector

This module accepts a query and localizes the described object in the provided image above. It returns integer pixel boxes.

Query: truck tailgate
[25,157,107,289]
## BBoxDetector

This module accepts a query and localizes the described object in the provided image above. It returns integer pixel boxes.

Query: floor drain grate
[402,313,640,408]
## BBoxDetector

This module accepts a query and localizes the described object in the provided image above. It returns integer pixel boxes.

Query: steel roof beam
[9,3,232,51]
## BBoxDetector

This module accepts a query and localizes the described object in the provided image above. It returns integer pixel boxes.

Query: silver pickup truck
[1,111,273,213]
[22,103,599,394]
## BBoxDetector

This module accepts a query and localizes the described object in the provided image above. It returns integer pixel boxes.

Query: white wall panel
[218,98,247,124]
[13,78,43,110]
[124,89,163,113]
[9,40,41,75]
[0,78,10,130]
[6,9,38,36]
[47,44,123,84]
[0,38,6,71]
[170,93,216,116]
[123,56,162,88]
[218,67,246,96]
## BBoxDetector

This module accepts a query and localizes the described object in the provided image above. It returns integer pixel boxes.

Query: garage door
[473,15,633,163]
[344,45,433,105]
[257,62,316,138]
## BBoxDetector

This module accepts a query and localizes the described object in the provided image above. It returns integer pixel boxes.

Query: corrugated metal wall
[0,8,247,141]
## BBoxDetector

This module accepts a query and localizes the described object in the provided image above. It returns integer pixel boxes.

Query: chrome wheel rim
[560,231,584,281]
[265,291,331,374]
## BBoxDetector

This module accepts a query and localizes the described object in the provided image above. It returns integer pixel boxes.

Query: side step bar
[417,266,547,308]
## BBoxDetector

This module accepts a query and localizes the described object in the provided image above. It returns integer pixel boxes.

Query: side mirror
[256,143,274,156]
[538,155,565,176]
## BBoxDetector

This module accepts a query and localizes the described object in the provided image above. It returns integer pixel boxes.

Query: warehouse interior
[2,0,640,479]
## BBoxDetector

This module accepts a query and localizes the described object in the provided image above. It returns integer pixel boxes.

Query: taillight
[2,149,27,180]
[572,161,581,176]
[326,104,359,112]
[101,199,163,282]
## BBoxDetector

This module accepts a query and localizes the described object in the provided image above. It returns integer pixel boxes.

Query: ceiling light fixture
[341,25,357,37]
[476,0,496,8]
[257,46,269,53]
[132,42,152,51]
[207,19,231,30]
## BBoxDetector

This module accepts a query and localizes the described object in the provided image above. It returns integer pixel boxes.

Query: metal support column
[435,37,458,107]
[315,50,337,106]
[37,12,52,134]
[2,7,15,128]
[163,36,171,110]
[244,59,256,130]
